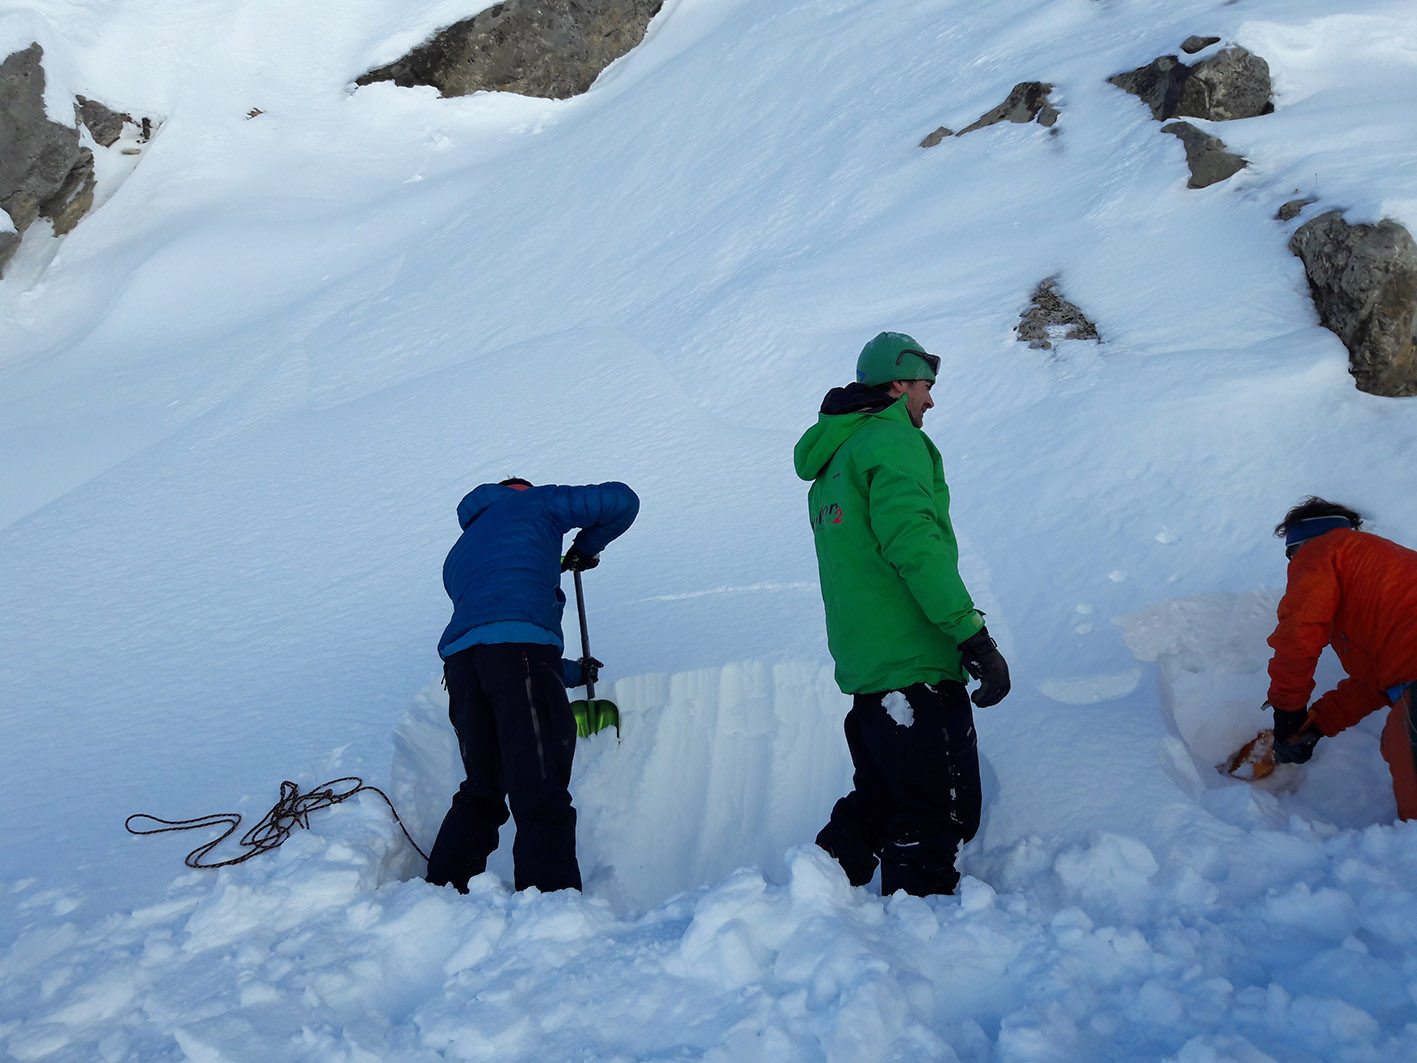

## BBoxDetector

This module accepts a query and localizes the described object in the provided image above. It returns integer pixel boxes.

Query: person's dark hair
[1273,496,1364,538]
[499,477,533,488]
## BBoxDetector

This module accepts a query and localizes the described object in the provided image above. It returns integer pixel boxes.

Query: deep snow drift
[3,0,1417,1060]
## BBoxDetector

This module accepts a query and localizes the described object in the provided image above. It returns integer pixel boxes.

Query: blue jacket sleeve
[561,658,585,688]
[548,482,640,557]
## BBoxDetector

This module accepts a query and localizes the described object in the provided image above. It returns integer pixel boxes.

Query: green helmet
[855,331,939,386]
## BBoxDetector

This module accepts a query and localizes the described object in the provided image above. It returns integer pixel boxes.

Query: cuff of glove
[958,626,995,653]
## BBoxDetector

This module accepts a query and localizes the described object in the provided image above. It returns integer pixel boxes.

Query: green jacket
[793,387,982,694]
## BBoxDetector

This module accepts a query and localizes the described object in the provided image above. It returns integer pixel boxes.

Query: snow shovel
[568,569,620,739]
[1221,708,1316,780]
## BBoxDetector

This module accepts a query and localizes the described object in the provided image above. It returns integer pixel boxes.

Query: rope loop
[125,776,428,869]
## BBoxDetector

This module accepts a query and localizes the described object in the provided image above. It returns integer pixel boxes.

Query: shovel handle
[573,569,594,699]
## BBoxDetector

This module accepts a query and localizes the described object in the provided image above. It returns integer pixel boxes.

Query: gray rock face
[1109,46,1272,122]
[1181,36,1221,56]
[957,82,1058,136]
[2,43,155,278]
[1290,211,1417,397]
[1017,279,1100,349]
[1161,121,1248,188]
[75,95,134,148]
[1,43,97,274]
[357,0,664,99]
[1181,46,1273,122]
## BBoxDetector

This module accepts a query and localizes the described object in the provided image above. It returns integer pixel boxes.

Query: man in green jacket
[793,331,1010,896]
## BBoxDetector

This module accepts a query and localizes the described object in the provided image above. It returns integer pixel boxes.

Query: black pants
[426,643,581,893]
[816,680,981,896]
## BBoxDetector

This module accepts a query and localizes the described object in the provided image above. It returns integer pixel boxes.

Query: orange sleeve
[1266,552,1340,713]
[1310,677,1390,736]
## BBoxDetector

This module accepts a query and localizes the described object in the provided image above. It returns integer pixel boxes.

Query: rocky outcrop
[1161,121,1247,189]
[1290,211,1417,397]
[1,44,95,275]
[1,43,153,278]
[921,82,1057,147]
[958,82,1058,136]
[1017,279,1100,349]
[357,0,664,100]
[1180,36,1221,56]
[1109,45,1273,123]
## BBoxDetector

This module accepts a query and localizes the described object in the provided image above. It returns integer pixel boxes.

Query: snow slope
[3,0,1417,1059]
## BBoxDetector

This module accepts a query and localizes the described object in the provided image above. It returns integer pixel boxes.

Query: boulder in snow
[1161,121,1248,189]
[0,43,95,275]
[1109,45,1273,122]
[356,0,665,100]
[1289,211,1417,397]
[1277,197,1315,222]
[1016,278,1100,349]
[956,81,1059,136]
[919,126,953,148]
[1180,36,1221,56]
[1,43,154,279]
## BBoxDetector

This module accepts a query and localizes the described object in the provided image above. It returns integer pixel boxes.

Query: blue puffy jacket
[438,482,640,668]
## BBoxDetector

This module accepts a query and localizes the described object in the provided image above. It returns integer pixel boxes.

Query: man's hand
[561,546,600,572]
[1270,702,1320,764]
[578,656,603,687]
[958,626,1010,708]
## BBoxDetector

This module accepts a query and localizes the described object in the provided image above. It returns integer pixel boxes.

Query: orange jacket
[1268,529,1417,735]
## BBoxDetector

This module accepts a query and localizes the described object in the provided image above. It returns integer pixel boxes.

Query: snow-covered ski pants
[817,679,981,896]
[426,643,581,893]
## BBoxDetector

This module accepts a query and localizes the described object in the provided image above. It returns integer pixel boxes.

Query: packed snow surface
[3,0,1417,1060]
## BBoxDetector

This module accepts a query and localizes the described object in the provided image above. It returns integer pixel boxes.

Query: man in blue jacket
[426,477,639,894]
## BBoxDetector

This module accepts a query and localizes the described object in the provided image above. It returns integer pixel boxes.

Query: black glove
[578,656,603,687]
[561,546,600,572]
[1271,703,1320,764]
[958,626,1010,708]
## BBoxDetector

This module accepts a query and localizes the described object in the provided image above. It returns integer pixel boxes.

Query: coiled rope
[125,777,428,869]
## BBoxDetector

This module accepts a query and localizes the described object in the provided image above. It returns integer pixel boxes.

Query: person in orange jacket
[1265,497,1417,820]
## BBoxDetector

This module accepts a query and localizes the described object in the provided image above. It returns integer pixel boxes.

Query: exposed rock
[1,44,156,277]
[957,82,1058,136]
[40,149,96,235]
[1108,55,1188,122]
[1109,46,1272,122]
[1290,211,1417,397]
[919,126,953,148]
[357,0,664,100]
[1181,46,1273,121]
[0,229,18,274]
[75,95,134,148]
[1181,36,1221,55]
[1,43,96,275]
[1161,121,1247,188]
[1017,278,1100,349]
[1277,197,1315,222]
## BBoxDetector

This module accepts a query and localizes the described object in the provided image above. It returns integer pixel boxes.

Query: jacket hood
[456,483,520,530]
[793,385,907,481]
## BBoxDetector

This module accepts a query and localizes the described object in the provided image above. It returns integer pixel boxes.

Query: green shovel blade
[570,698,620,739]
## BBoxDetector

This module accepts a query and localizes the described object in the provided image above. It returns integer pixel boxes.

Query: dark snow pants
[426,643,581,893]
[816,680,981,896]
